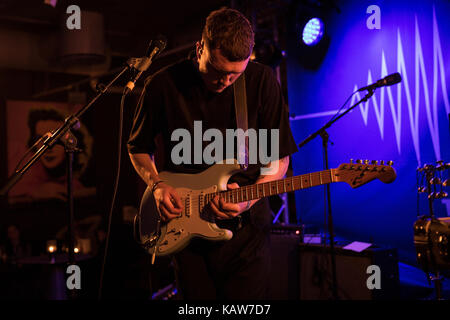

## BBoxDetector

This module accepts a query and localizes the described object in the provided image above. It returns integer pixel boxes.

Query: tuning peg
[436,191,448,199]
[428,192,437,200]
[371,160,378,165]
[443,179,449,187]
[429,177,442,185]
[356,159,363,164]
[436,161,450,171]
[380,160,385,165]
[363,159,369,164]
[418,187,427,193]
[387,160,394,166]
[437,191,448,199]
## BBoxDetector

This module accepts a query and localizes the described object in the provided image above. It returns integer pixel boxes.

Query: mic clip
[126,57,152,72]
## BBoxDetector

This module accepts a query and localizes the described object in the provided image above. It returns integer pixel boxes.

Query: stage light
[295,14,330,70]
[47,240,57,253]
[286,0,337,70]
[302,18,324,46]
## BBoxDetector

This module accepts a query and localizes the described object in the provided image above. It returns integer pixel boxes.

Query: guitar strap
[233,72,249,171]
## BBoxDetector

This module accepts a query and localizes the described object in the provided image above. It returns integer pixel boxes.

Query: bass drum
[414,217,450,273]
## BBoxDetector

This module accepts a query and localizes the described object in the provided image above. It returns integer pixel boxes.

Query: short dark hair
[202,7,255,61]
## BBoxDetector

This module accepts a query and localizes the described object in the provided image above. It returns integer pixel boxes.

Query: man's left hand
[208,183,251,220]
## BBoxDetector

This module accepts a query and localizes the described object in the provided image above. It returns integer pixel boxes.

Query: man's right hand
[152,182,183,222]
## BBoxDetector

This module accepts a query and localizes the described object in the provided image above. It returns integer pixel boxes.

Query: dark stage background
[0,0,449,300]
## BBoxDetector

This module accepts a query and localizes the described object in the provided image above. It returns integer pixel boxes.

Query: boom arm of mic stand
[0,64,130,197]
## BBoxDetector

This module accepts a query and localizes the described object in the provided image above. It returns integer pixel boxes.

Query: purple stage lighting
[302,18,324,46]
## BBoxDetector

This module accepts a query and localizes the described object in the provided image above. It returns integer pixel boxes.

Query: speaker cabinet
[298,244,400,300]
[268,225,302,299]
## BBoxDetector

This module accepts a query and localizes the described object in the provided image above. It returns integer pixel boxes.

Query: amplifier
[298,243,400,300]
[268,224,303,299]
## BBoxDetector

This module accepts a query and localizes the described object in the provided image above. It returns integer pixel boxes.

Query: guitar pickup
[185,196,191,217]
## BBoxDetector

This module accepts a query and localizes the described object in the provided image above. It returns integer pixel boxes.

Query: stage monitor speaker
[298,243,400,300]
[268,225,302,299]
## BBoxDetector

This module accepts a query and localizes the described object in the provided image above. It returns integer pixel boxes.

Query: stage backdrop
[287,0,450,263]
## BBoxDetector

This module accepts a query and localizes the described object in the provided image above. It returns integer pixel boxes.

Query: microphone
[125,35,167,94]
[357,72,402,92]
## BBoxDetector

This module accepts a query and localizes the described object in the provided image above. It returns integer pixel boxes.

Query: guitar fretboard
[204,169,337,204]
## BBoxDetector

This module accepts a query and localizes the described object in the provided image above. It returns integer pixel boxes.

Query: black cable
[328,89,359,123]
[98,89,126,300]
[317,88,360,247]
[316,89,360,299]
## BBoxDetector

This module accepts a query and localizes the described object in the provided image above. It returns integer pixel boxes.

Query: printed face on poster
[6,100,95,204]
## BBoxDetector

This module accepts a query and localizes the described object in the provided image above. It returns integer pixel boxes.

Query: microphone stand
[0,62,132,299]
[298,88,375,300]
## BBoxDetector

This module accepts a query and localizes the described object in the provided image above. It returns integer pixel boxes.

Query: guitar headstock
[335,159,397,188]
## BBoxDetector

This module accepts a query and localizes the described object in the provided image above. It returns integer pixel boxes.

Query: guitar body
[137,158,396,256]
[139,160,242,256]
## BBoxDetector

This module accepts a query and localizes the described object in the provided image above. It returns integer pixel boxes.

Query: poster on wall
[5,100,96,204]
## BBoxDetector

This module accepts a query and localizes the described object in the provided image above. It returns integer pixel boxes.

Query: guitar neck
[205,168,337,204]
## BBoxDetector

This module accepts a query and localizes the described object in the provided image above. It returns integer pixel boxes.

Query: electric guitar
[138,159,396,256]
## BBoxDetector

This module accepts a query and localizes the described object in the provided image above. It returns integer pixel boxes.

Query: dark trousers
[172,213,271,300]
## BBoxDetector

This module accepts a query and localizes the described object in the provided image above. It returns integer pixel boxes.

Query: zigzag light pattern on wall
[292,7,449,166]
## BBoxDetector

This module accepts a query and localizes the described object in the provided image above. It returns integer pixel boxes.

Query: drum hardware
[414,161,450,300]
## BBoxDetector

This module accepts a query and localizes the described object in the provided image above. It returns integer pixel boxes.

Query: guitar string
[203,169,335,204]
[202,166,386,204]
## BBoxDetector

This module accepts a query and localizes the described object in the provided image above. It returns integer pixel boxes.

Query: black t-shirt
[127,58,298,188]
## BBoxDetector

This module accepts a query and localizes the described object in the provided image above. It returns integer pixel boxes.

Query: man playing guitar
[128,7,298,299]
